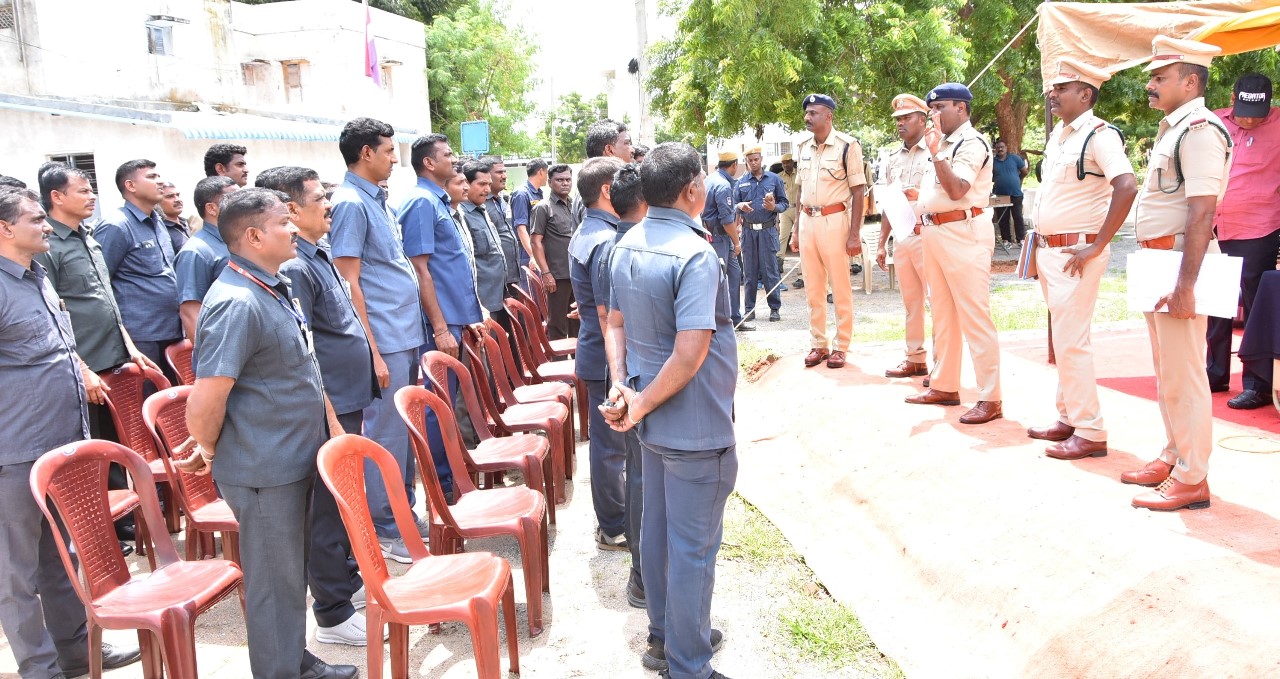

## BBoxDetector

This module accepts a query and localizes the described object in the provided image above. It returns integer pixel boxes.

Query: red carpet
[1096,373,1280,433]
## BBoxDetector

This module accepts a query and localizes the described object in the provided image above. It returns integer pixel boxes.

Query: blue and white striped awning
[0,94,420,144]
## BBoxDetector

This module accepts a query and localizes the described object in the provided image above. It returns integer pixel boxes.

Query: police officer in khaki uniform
[1123,36,1232,511]
[1029,59,1138,460]
[789,93,867,370]
[877,93,933,380]
[905,83,1002,424]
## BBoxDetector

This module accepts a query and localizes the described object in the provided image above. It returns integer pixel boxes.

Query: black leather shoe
[301,658,359,679]
[826,293,833,304]
[1210,383,1230,393]
[768,310,781,322]
[115,522,136,541]
[627,579,645,608]
[60,643,143,677]
[793,278,804,288]
[119,540,134,557]
[644,629,723,672]
[1228,389,1271,410]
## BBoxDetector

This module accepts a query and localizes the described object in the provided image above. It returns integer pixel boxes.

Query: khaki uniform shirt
[881,137,932,221]
[796,130,866,208]
[1033,109,1134,235]
[1135,97,1232,242]
[780,168,799,217]
[918,121,994,215]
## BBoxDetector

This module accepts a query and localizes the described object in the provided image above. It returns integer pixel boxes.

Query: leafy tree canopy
[542,92,609,164]
[425,0,541,156]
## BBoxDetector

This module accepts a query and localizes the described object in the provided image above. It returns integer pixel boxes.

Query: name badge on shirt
[140,240,156,248]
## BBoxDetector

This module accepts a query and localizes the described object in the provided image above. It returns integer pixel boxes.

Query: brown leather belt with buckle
[922,207,983,226]
[1038,233,1098,248]
[801,203,846,217]
[1139,235,1177,250]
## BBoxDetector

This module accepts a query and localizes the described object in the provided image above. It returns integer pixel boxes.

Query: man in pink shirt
[1208,73,1280,409]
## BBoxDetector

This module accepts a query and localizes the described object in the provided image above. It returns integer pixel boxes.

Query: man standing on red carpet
[1028,59,1136,460]
[1123,36,1232,511]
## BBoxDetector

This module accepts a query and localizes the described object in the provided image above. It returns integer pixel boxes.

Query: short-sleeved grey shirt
[0,255,89,464]
[35,218,131,372]
[195,254,327,488]
[92,202,182,341]
[486,194,520,286]
[280,239,379,416]
[174,223,230,305]
[608,206,737,451]
[568,207,619,381]
[461,200,509,313]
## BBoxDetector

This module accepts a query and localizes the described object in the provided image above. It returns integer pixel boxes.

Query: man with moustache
[790,94,867,368]
[459,160,510,321]
[530,164,579,339]
[157,181,190,253]
[203,143,250,188]
[905,83,1002,424]
[876,94,934,381]
[260,166,380,647]
[1028,59,1137,460]
[93,159,183,375]
[511,158,548,280]
[1206,73,1280,409]
[0,186,144,679]
[183,188,356,679]
[481,156,522,298]
[1122,37,1232,511]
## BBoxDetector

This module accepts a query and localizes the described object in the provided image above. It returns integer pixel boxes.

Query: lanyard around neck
[227,260,307,327]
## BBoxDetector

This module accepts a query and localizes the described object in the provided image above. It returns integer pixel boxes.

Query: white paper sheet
[1126,250,1244,318]
[874,182,919,241]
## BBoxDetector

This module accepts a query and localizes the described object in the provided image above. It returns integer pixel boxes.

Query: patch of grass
[721,494,904,676]
[736,337,777,374]
[782,592,906,678]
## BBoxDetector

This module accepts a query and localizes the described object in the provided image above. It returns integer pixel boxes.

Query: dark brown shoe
[885,360,928,378]
[1120,459,1173,487]
[959,401,1003,424]
[826,351,847,369]
[804,348,830,367]
[1045,435,1108,460]
[1027,421,1074,441]
[905,389,960,406]
[923,376,930,388]
[1132,477,1210,511]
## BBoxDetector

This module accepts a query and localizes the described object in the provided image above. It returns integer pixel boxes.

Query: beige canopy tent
[1037,0,1280,84]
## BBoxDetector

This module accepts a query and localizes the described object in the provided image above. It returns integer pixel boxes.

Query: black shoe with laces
[644,629,724,672]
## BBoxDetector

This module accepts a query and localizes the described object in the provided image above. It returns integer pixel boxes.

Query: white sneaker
[415,513,431,539]
[379,537,412,564]
[316,612,378,646]
[351,584,366,611]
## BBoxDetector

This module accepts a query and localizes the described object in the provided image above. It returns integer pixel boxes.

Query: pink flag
[364,0,382,87]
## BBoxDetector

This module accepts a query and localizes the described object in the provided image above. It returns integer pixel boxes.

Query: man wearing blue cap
[905,83,1003,425]
[789,93,867,369]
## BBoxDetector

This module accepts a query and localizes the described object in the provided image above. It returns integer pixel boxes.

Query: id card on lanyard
[227,261,315,353]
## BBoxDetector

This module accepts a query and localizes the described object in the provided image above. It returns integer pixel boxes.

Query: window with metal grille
[0,2,16,32]
[780,141,793,155]
[146,23,172,56]
[47,153,99,194]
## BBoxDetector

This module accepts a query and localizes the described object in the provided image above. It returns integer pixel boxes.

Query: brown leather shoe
[1132,477,1210,511]
[1120,459,1173,487]
[826,351,847,369]
[885,360,928,378]
[904,389,960,406]
[1027,421,1074,442]
[1045,435,1108,460]
[804,348,830,367]
[959,401,1003,425]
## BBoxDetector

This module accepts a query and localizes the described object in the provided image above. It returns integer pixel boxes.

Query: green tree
[425,0,540,156]
[648,0,963,145]
[543,92,609,164]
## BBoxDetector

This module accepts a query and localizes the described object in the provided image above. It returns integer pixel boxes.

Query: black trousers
[1207,231,1280,391]
[996,195,1026,243]
[308,410,365,628]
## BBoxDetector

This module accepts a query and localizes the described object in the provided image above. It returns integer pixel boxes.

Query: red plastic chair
[394,386,550,636]
[505,297,590,444]
[318,434,520,679]
[514,273,576,359]
[31,440,243,679]
[141,387,242,566]
[164,339,196,386]
[463,326,576,503]
[481,318,575,412]
[423,349,570,507]
[100,363,181,536]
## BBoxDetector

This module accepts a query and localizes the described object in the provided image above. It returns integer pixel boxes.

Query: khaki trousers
[798,210,854,351]
[895,232,928,362]
[1145,311,1213,485]
[921,216,1001,400]
[778,209,796,259]
[1037,244,1109,441]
